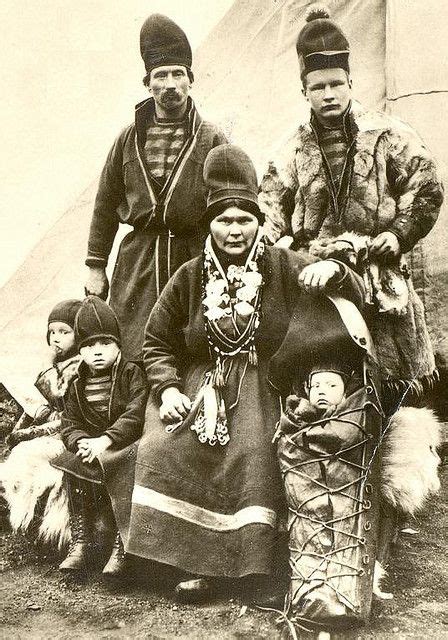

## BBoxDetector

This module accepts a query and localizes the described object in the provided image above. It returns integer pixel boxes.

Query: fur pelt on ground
[380,407,441,515]
[1,436,70,548]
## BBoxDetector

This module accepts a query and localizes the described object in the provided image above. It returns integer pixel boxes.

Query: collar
[310,101,358,142]
[134,96,200,141]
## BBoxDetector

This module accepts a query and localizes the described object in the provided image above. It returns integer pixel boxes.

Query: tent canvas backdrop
[0,0,447,414]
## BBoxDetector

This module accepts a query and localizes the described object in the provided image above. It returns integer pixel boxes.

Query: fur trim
[373,561,393,600]
[380,407,441,515]
[2,437,70,548]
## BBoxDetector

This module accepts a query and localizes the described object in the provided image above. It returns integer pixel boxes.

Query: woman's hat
[47,299,82,344]
[140,14,192,76]
[203,144,264,224]
[296,7,350,80]
[74,296,120,350]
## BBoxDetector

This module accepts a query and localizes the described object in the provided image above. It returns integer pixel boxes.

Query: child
[3,299,82,548]
[51,296,148,577]
[7,299,82,447]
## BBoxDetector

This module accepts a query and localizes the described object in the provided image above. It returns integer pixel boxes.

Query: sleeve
[259,152,297,245]
[60,385,91,452]
[384,126,444,253]
[104,365,149,448]
[328,260,365,309]
[142,270,190,402]
[85,129,127,268]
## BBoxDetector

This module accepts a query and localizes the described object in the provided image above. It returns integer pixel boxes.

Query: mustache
[161,89,181,99]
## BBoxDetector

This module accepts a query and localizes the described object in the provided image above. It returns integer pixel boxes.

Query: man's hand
[160,387,191,424]
[76,435,112,463]
[298,260,342,293]
[369,232,401,260]
[85,267,109,300]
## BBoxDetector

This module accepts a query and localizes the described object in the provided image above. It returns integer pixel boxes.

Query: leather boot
[59,478,92,572]
[102,530,126,578]
[59,511,91,572]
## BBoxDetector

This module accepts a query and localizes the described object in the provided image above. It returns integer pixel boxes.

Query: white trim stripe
[132,485,277,532]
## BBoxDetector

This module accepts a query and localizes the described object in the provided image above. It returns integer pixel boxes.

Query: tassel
[203,383,218,442]
[249,344,258,366]
[213,355,225,388]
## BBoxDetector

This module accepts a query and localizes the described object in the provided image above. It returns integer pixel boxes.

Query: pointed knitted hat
[140,14,192,75]
[296,6,350,80]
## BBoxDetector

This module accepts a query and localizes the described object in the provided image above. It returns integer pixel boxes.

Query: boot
[102,530,127,578]
[59,478,92,572]
[59,511,91,572]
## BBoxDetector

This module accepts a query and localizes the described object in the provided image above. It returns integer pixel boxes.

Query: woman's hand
[298,260,342,293]
[76,435,112,463]
[160,387,191,424]
[369,231,400,259]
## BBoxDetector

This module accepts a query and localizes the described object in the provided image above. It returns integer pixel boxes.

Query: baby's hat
[74,296,121,350]
[308,361,352,384]
[47,299,82,343]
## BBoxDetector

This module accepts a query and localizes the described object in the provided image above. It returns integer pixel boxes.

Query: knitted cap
[47,299,82,344]
[74,296,120,350]
[203,144,264,223]
[140,14,192,75]
[296,7,350,80]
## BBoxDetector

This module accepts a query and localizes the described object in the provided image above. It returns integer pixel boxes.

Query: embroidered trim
[132,485,277,531]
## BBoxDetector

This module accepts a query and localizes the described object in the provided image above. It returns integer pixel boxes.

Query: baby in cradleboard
[3,299,83,547]
[274,349,384,628]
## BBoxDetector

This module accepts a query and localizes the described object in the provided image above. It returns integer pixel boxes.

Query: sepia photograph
[0,1,447,638]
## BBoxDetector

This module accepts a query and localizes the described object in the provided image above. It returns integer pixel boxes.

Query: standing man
[260,7,444,399]
[85,14,227,359]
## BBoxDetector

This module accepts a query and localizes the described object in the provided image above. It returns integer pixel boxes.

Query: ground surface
[1,386,447,639]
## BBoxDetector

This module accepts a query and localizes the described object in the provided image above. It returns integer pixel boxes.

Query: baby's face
[308,371,345,409]
[48,321,75,358]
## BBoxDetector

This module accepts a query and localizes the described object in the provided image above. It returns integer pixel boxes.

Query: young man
[260,8,444,398]
[85,14,227,359]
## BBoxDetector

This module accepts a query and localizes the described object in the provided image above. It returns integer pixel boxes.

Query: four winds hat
[296,6,350,80]
[140,14,192,75]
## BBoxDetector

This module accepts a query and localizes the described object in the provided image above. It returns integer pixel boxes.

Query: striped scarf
[84,373,112,415]
[318,125,349,190]
[144,116,187,184]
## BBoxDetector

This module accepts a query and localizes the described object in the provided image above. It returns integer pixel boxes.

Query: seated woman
[122,143,365,602]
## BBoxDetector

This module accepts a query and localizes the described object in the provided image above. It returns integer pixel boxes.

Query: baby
[283,365,348,429]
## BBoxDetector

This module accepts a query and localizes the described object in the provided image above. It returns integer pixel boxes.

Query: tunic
[86,97,227,359]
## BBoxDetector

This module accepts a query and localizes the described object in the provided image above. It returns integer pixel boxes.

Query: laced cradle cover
[277,370,382,629]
